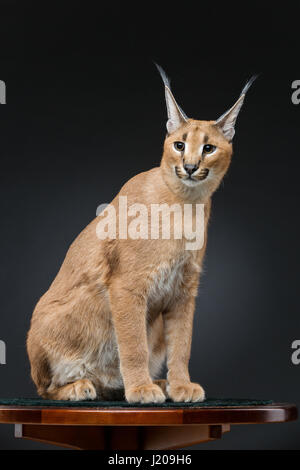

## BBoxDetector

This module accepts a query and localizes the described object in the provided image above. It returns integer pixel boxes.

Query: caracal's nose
[184,163,198,175]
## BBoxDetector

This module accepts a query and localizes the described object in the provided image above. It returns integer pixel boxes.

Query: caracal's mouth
[175,166,210,184]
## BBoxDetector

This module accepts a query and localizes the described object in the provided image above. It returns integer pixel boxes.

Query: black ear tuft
[154,62,171,89]
[153,62,188,133]
[240,74,259,96]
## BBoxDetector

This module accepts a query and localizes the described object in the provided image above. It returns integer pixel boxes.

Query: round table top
[0,402,297,426]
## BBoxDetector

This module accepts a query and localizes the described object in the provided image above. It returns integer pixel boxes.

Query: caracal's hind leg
[46,379,97,401]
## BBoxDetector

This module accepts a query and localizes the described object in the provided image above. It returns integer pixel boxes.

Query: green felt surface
[0,398,274,408]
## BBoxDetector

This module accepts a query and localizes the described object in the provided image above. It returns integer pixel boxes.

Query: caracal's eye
[203,144,216,154]
[174,141,185,152]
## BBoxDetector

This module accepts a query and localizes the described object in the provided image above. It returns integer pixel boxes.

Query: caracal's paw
[56,379,97,401]
[167,382,205,403]
[153,379,168,395]
[126,383,166,404]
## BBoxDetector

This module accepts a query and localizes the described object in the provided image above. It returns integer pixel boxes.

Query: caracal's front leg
[163,297,205,402]
[109,282,165,404]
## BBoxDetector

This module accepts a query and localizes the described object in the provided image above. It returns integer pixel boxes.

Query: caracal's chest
[146,251,200,313]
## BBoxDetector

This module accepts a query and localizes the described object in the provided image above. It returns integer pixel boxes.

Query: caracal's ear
[155,63,188,134]
[214,75,258,142]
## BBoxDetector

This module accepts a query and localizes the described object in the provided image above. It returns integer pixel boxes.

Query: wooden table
[0,403,297,450]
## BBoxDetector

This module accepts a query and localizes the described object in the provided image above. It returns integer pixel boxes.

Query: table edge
[0,403,297,426]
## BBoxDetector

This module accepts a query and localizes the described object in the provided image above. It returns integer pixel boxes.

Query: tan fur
[27,118,233,403]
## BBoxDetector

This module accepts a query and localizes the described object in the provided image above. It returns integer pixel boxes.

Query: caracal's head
[156,65,257,200]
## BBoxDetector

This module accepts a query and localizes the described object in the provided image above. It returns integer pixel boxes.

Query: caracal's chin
[181,178,203,187]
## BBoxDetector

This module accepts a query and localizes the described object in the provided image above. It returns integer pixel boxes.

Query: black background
[0,1,299,449]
